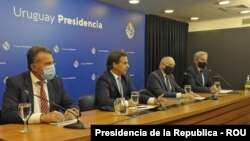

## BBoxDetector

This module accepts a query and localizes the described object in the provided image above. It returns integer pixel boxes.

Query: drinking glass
[214,81,221,94]
[18,103,31,133]
[114,97,127,115]
[131,91,140,111]
[184,85,192,94]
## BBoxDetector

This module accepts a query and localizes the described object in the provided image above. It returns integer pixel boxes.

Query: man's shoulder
[97,71,113,82]
[99,71,111,78]
[185,65,196,73]
[7,71,29,81]
[149,70,161,76]
[51,75,62,82]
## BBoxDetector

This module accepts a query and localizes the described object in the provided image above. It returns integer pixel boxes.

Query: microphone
[139,89,167,111]
[209,69,239,94]
[23,90,84,129]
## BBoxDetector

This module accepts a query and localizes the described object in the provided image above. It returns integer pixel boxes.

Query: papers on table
[136,105,158,110]
[50,119,77,126]
[194,97,205,100]
[219,89,233,94]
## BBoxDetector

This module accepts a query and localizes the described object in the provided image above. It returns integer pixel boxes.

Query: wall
[189,16,250,32]
[0,0,145,108]
[187,19,250,89]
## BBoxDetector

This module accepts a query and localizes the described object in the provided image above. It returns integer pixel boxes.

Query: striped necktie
[37,81,49,113]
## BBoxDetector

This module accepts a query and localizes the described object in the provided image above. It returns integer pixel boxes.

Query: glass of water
[18,103,32,133]
[131,91,140,111]
[214,81,221,94]
[184,85,192,94]
[114,98,127,115]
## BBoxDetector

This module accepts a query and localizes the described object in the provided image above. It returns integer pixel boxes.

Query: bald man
[146,57,199,99]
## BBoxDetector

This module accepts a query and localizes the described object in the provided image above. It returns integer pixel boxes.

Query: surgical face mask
[198,62,207,69]
[164,66,174,75]
[43,64,56,80]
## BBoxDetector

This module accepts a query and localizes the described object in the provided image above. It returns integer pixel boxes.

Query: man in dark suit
[2,46,79,124]
[147,57,199,99]
[183,51,213,93]
[95,50,167,108]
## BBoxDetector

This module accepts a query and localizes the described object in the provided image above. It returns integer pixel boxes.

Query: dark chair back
[0,109,2,125]
[78,94,95,112]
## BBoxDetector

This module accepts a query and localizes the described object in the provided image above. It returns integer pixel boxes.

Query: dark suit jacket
[146,70,184,98]
[95,71,150,108]
[183,65,213,93]
[2,71,78,124]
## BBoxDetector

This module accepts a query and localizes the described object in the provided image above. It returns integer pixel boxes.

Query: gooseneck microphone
[139,89,167,111]
[209,69,239,94]
[23,90,84,129]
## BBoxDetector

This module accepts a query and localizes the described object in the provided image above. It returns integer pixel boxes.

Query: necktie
[117,76,124,97]
[165,76,172,91]
[200,70,205,86]
[37,81,49,113]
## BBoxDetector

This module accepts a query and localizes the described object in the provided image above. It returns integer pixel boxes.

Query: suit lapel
[108,72,121,97]
[157,70,169,92]
[23,72,34,112]
[47,81,57,111]
[168,75,174,92]
[194,66,203,86]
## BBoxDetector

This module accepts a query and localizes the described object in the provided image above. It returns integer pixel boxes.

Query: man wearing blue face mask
[183,51,213,93]
[2,46,79,124]
[147,57,199,98]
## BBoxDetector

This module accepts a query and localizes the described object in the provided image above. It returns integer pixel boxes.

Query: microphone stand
[211,70,239,94]
[205,93,218,100]
[23,90,84,129]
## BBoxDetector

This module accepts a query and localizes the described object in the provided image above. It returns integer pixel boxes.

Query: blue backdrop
[0,0,145,108]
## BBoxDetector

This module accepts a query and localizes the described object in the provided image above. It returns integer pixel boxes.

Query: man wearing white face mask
[2,45,79,124]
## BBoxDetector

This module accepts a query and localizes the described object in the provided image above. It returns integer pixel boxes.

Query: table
[1,92,249,140]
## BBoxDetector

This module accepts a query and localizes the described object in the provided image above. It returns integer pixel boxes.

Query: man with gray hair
[147,56,200,99]
[2,45,79,124]
[183,51,213,93]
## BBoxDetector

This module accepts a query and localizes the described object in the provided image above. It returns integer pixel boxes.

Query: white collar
[30,72,47,84]
[110,70,120,80]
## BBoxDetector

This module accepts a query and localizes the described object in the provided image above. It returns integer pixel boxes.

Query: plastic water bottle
[244,75,250,94]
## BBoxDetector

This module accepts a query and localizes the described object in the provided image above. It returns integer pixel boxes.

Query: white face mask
[42,64,56,80]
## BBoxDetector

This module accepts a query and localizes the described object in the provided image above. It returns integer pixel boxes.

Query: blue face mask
[43,64,56,80]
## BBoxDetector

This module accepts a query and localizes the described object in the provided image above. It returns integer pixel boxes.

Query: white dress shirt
[28,72,50,124]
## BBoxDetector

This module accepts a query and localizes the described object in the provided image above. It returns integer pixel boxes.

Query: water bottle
[244,75,250,94]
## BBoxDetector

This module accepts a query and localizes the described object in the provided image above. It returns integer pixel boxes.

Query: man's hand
[154,94,167,105]
[64,108,79,120]
[128,99,136,107]
[181,93,200,99]
[40,111,65,123]
[210,85,219,94]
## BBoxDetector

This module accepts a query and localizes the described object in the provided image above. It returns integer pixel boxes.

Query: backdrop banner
[0,0,145,108]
